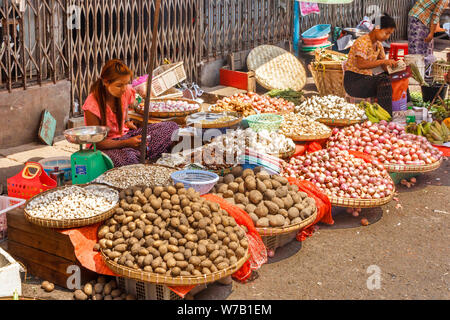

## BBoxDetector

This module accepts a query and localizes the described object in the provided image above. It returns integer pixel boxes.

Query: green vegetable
[266,89,304,105]
[410,63,427,86]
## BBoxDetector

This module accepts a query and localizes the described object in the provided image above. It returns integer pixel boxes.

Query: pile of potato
[211,166,317,228]
[73,276,135,300]
[97,184,248,278]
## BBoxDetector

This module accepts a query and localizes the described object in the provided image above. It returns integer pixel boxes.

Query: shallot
[282,149,395,200]
[329,121,443,166]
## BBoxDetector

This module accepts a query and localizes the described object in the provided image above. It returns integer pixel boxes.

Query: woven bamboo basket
[94,164,177,190]
[318,118,364,127]
[0,296,43,300]
[268,147,296,159]
[384,158,443,173]
[309,63,347,98]
[211,167,234,177]
[329,190,395,209]
[247,45,307,91]
[101,249,250,286]
[431,61,450,83]
[258,210,317,252]
[156,87,184,100]
[256,209,317,237]
[134,62,187,98]
[284,131,332,142]
[24,185,119,229]
[187,112,243,129]
[135,98,200,118]
[314,48,348,63]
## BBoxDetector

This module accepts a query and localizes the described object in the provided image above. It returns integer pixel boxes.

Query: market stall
[2,35,449,300]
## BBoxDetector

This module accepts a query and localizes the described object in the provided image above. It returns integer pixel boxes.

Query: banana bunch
[409,121,450,145]
[360,101,392,123]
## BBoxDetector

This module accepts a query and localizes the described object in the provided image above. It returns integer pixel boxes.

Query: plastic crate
[116,277,209,300]
[262,231,297,252]
[0,196,26,241]
[133,62,187,98]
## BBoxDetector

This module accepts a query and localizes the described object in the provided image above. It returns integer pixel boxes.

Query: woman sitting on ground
[82,59,179,167]
[344,13,398,115]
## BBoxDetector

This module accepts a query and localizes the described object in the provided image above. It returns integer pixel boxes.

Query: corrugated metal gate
[1,0,416,116]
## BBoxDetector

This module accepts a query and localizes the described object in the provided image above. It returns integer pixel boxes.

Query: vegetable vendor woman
[344,14,398,116]
[83,59,179,167]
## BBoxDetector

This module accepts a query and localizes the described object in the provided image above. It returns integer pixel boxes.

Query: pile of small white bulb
[26,185,119,220]
[295,95,367,120]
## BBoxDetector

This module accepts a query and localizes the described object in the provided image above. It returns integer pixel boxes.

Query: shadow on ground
[319,207,384,230]
[194,283,233,300]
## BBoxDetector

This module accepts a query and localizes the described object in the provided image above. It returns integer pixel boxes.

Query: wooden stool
[389,43,409,61]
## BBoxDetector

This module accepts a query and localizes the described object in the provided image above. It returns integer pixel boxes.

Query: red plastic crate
[7,162,57,200]
[220,68,255,91]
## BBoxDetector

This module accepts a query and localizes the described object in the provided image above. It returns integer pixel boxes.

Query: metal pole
[140,0,162,163]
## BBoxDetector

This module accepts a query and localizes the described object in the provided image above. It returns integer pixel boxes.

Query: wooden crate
[6,208,97,289]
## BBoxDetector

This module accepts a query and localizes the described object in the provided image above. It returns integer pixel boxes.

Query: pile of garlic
[295,95,367,120]
[279,113,331,138]
[26,185,119,220]
[209,128,295,155]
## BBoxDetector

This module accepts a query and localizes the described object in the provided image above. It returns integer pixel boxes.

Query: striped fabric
[409,0,449,26]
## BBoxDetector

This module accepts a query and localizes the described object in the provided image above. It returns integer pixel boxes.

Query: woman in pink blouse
[82,59,179,167]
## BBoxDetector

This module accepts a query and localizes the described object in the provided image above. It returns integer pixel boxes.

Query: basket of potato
[97,184,250,286]
[211,166,318,239]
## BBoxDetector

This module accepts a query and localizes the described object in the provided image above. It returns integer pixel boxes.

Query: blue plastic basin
[302,24,331,39]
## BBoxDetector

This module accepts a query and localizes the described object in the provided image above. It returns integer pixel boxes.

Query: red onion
[282,149,394,201]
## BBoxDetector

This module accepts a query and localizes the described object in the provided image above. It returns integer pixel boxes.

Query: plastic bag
[202,194,267,282]
[337,35,354,51]
[357,16,374,32]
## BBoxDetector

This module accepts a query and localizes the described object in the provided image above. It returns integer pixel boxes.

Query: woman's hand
[382,59,398,67]
[125,120,138,130]
[125,135,142,149]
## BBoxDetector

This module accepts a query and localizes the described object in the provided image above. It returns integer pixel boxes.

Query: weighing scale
[64,126,114,185]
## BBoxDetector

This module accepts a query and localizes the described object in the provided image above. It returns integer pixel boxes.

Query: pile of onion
[282,149,395,200]
[147,100,200,113]
[328,121,443,166]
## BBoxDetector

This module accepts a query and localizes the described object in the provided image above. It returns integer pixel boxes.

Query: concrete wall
[0,81,71,148]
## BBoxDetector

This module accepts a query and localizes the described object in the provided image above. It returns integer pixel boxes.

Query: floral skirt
[102,122,179,168]
[408,16,434,57]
